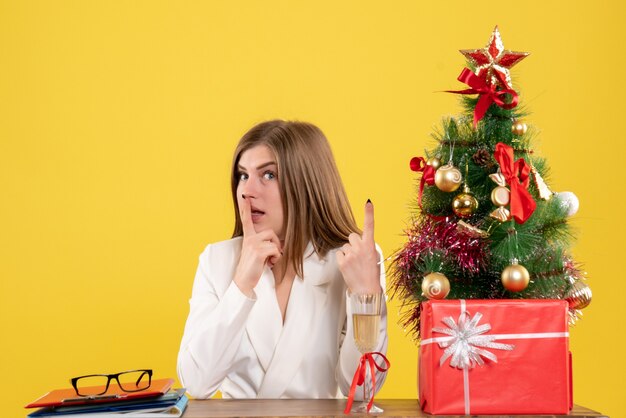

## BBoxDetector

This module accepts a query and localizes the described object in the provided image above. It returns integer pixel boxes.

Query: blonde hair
[231,120,359,277]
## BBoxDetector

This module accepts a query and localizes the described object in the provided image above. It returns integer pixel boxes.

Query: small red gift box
[419,299,572,415]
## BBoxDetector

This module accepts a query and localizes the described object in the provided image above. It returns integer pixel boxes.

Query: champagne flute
[349,292,383,413]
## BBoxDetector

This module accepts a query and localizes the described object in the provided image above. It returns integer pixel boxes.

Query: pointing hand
[336,200,381,295]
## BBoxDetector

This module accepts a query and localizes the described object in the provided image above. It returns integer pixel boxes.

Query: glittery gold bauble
[501,262,530,292]
[452,192,479,218]
[434,164,462,192]
[421,272,450,300]
[427,156,441,170]
[565,280,592,310]
[511,120,528,136]
[491,186,510,207]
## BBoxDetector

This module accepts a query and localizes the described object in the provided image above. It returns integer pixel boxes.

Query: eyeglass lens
[75,370,151,396]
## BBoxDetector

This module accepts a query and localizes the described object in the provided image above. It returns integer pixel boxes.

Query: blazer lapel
[257,245,332,398]
[245,266,283,372]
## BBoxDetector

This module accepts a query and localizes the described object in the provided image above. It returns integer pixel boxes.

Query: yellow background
[1,1,624,417]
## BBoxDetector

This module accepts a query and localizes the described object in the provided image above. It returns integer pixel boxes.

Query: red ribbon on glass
[344,352,390,414]
[410,157,435,207]
[446,68,519,128]
[494,142,536,224]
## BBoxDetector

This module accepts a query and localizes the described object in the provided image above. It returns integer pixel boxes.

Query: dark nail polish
[367,198,372,204]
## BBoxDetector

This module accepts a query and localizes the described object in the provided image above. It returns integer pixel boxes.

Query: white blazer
[177,237,388,399]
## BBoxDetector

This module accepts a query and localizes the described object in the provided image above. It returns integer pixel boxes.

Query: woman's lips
[251,209,265,222]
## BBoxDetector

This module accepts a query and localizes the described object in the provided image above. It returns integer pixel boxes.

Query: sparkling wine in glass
[353,312,380,353]
[349,292,383,414]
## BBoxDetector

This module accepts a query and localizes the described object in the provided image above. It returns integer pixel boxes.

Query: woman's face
[236,145,285,239]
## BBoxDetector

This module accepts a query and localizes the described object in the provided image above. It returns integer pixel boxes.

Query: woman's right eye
[238,172,248,181]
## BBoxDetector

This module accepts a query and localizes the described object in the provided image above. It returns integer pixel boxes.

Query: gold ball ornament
[501,261,530,292]
[565,280,592,310]
[452,192,479,218]
[511,120,528,136]
[427,156,442,170]
[434,163,462,192]
[421,272,450,300]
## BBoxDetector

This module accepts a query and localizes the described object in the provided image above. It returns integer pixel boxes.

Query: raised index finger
[362,199,375,243]
[240,196,256,236]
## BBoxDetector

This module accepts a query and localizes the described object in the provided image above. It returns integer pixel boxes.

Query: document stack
[25,376,188,418]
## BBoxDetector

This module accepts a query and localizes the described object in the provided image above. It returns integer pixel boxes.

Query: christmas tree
[391,26,592,340]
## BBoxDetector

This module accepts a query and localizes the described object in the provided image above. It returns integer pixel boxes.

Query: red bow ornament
[344,352,390,414]
[493,143,536,224]
[410,157,436,207]
[447,68,519,129]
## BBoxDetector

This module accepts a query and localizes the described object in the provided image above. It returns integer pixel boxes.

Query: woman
[177,120,388,399]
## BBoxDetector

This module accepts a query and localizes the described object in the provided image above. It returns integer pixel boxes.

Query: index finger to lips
[362,200,375,243]
[240,195,256,236]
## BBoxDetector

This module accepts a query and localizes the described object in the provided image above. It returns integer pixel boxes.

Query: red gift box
[419,299,572,415]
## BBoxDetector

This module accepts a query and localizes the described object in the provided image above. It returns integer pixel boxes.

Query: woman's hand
[336,200,381,295]
[233,197,282,297]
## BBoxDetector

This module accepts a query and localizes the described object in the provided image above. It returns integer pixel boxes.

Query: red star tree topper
[460,26,529,89]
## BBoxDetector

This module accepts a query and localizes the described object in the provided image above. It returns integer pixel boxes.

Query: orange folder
[26,378,174,409]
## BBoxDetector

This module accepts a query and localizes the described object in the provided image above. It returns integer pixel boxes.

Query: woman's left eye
[263,171,276,180]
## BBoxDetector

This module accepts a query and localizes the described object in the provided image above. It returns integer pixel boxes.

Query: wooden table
[183,399,608,417]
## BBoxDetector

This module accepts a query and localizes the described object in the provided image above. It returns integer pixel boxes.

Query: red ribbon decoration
[446,68,519,128]
[344,352,390,414]
[410,157,435,207]
[494,142,536,224]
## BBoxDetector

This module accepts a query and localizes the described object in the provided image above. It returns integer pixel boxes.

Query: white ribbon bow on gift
[432,310,514,369]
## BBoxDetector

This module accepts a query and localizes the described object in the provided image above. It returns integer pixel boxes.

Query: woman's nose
[240,177,259,197]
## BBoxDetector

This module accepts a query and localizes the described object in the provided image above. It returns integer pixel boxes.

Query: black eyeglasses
[71,369,153,396]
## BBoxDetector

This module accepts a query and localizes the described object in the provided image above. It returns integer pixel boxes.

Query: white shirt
[177,237,388,399]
